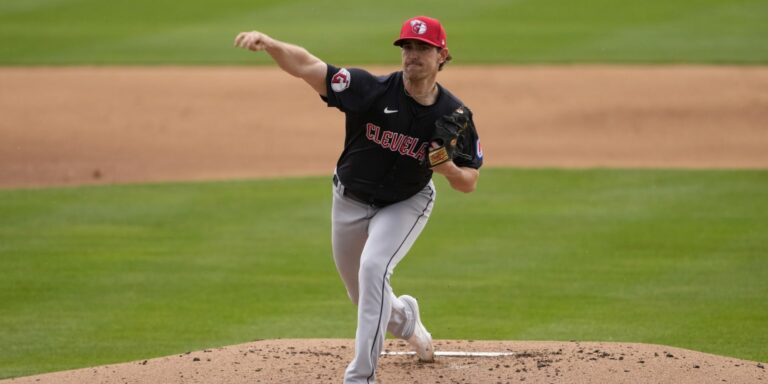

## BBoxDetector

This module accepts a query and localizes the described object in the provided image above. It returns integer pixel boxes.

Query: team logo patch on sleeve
[476,139,484,159]
[331,68,351,93]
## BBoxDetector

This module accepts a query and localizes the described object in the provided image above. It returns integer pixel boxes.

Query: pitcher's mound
[4,339,766,384]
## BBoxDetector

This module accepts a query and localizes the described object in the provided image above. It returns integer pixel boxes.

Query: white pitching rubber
[382,351,516,357]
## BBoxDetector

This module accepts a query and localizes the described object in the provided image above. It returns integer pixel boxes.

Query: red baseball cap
[393,16,447,49]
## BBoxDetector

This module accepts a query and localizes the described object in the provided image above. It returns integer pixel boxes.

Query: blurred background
[1,0,766,65]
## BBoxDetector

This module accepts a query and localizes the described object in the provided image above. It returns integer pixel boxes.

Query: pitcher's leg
[345,270,395,384]
[344,183,435,383]
[381,182,435,340]
[332,183,371,304]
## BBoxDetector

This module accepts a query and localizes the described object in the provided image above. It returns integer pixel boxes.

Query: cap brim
[393,37,442,48]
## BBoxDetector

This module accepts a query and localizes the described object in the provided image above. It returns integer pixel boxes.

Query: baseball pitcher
[235,15,483,384]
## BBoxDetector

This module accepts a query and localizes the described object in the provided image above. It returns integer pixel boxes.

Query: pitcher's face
[400,40,446,81]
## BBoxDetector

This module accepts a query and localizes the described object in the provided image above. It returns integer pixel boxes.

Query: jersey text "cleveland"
[366,123,428,162]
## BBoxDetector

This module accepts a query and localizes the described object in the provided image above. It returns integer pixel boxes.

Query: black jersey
[322,64,483,204]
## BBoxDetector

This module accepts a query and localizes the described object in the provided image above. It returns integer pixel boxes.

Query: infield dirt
[0,66,766,383]
[1,66,767,189]
[3,339,766,383]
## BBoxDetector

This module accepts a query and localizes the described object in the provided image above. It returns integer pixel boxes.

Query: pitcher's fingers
[237,32,258,48]
[234,32,248,47]
[243,33,258,48]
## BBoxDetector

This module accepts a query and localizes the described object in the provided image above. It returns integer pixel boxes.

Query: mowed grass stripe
[0,0,766,65]
[0,169,766,378]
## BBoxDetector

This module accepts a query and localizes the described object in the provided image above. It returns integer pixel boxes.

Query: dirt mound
[4,339,765,383]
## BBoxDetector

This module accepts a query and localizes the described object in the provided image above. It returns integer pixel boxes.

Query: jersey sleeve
[321,65,384,113]
[453,110,484,169]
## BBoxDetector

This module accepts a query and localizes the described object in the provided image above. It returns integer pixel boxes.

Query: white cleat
[400,295,434,362]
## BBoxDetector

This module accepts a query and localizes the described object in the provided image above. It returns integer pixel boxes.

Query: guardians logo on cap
[410,19,427,35]
[394,16,447,49]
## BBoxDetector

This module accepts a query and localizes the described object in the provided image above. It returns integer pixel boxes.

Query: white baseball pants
[331,177,435,384]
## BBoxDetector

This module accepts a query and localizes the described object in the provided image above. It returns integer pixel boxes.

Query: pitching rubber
[382,350,516,357]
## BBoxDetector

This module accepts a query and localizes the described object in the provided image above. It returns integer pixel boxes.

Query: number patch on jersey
[331,68,351,93]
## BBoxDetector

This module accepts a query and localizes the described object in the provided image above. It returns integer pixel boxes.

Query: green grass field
[1,0,767,65]
[1,0,767,380]
[1,169,767,378]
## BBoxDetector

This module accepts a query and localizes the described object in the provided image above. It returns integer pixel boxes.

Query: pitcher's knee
[358,259,387,287]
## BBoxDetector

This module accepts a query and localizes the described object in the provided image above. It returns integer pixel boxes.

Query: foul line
[382,351,515,357]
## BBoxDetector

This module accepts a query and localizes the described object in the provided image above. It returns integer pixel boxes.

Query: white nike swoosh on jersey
[384,107,399,114]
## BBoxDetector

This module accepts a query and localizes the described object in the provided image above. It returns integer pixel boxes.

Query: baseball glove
[427,106,473,168]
